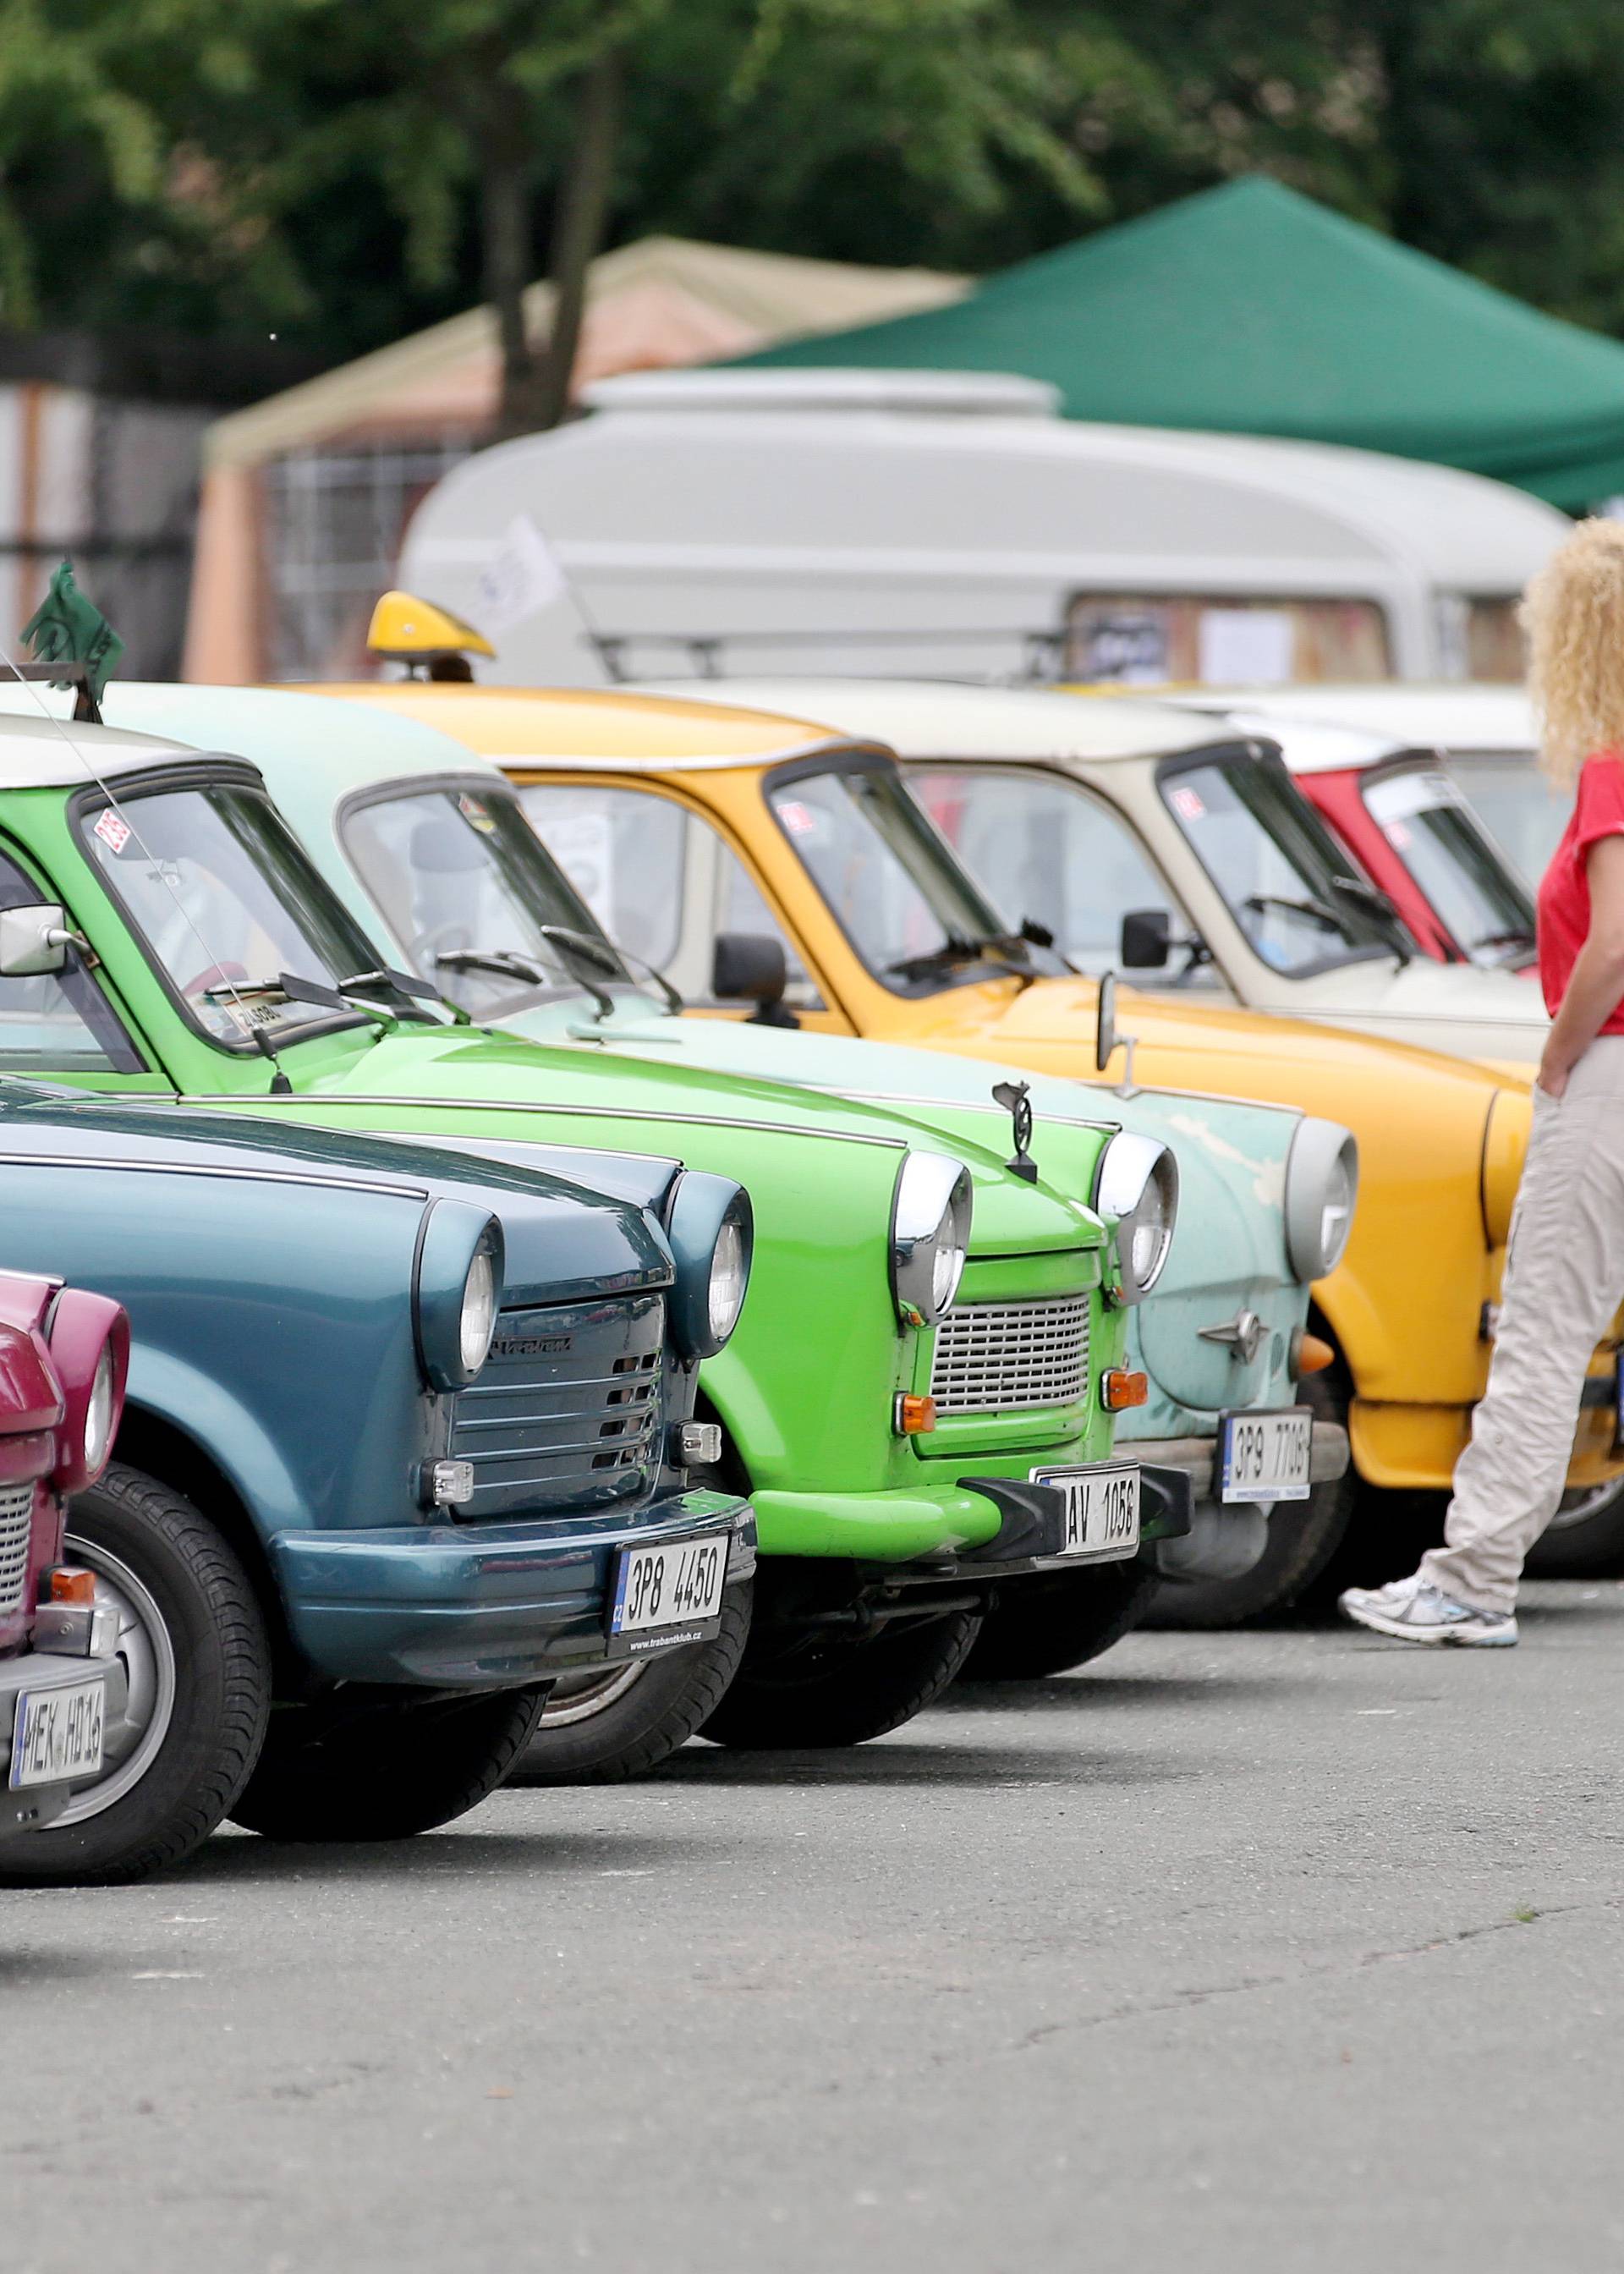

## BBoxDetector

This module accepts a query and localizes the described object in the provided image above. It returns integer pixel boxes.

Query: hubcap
[538,1662,646,1727]
[54,1533,177,1826]
[1545,1477,1624,1534]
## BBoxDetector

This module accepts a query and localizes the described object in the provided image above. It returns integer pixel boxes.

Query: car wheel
[228,1687,546,1840]
[507,1581,751,1784]
[957,1558,1160,1680]
[698,1605,981,1749]
[0,1464,272,1887]
[1526,1477,1624,1577]
[1148,1370,1357,1628]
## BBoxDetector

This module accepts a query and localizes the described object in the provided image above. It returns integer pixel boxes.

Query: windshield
[79,778,420,1047]
[1443,754,1568,888]
[343,785,632,1019]
[1160,750,1414,974]
[766,763,1067,994]
[1361,763,1535,965]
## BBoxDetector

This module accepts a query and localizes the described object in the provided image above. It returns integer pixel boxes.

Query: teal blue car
[41,683,1357,1647]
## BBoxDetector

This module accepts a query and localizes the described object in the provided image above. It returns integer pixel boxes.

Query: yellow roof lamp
[365,591,494,681]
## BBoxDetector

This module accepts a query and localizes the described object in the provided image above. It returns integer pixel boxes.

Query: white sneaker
[1339,1573,1517,1647]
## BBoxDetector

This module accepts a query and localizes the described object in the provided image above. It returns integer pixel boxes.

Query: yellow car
[304,642,1623,1617]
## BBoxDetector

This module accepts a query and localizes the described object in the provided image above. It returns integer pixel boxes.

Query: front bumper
[270,1489,754,1688]
[0,1645,127,1842]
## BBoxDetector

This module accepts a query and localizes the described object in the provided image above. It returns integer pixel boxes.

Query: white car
[643,678,1550,1069]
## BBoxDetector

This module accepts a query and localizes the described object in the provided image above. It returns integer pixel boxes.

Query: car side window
[0,844,137,1070]
[518,784,821,1008]
[909,767,1214,985]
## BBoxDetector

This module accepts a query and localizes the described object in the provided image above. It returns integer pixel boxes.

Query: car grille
[0,1479,36,1621]
[447,1293,665,1519]
[929,1294,1092,1414]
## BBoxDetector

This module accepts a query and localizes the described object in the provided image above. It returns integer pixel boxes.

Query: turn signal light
[893,1394,937,1436]
[1102,1370,1149,1411]
[46,1566,96,1605]
[1294,1332,1336,1376]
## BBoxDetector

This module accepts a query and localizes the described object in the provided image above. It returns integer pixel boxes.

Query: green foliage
[0,0,1622,358]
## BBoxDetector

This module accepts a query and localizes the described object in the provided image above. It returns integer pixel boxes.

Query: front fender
[119,1348,311,1542]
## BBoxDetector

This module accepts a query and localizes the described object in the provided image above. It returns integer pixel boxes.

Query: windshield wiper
[536,925,683,1016]
[437,942,615,1021]
[1243,892,1344,932]
[1325,874,1413,966]
[885,931,1036,986]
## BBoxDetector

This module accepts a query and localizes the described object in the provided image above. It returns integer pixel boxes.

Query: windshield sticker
[93,807,132,855]
[1169,785,1206,824]
[778,799,815,836]
[456,794,496,834]
[1386,821,1413,851]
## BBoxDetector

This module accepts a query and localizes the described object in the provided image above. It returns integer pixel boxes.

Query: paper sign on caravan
[475,515,568,636]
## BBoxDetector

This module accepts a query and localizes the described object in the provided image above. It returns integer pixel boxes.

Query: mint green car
[40,684,1356,1644]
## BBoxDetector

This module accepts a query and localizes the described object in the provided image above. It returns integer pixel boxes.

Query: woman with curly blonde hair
[1343,517,1624,1646]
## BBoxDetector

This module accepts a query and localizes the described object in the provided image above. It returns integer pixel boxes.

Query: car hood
[1250,954,1545,1063]
[0,1085,677,1308]
[279,1022,1101,1260]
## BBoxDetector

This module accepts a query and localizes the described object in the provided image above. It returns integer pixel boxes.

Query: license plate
[1220,1406,1313,1503]
[609,1533,729,1641]
[10,1676,106,1790]
[1029,1464,1140,1559]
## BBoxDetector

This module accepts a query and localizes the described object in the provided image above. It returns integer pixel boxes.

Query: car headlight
[666,1172,754,1359]
[414,1200,506,1389]
[1283,1118,1359,1281]
[892,1153,973,1326]
[83,1345,115,1475]
[1092,1132,1178,1304]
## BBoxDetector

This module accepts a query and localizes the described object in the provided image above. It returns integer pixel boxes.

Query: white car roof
[1155,682,1536,757]
[0,706,195,788]
[633,678,1233,765]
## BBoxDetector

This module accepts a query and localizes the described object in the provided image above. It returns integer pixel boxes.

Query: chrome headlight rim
[458,1244,499,1376]
[705,1211,750,1349]
[414,1200,507,1391]
[665,1172,754,1360]
[1091,1131,1178,1304]
[1283,1118,1359,1283]
[891,1152,974,1328]
[82,1344,116,1475]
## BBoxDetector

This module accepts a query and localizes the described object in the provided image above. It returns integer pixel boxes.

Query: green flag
[19,561,125,706]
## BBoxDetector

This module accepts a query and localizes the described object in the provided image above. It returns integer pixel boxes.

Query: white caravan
[398,368,1567,690]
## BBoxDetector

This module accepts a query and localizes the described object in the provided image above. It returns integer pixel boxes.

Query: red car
[0,1274,129,1841]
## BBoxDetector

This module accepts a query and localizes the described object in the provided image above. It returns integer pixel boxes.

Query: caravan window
[1066,596,1391,685]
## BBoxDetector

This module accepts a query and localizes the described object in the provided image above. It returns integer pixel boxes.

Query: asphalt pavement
[5,1580,1621,2274]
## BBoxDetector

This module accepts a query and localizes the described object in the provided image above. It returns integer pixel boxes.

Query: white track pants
[1420,1038,1624,1615]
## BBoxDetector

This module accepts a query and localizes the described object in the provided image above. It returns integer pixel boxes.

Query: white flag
[475,514,568,634]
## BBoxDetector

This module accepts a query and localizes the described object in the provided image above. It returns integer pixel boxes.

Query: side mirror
[1121,908,1172,970]
[712,931,799,1031]
[0,904,74,977]
[1095,969,1117,1074]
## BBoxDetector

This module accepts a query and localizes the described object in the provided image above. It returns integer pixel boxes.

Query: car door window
[0,845,138,1070]
[518,783,822,1008]
[909,766,1215,985]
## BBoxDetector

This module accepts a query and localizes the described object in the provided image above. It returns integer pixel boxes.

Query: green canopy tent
[736,178,1624,512]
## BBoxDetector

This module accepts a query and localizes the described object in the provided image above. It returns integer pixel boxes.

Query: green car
[0,689,1188,1773]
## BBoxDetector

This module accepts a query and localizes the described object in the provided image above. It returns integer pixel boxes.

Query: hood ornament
[992,1080,1038,1183]
[1199,1308,1267,1365]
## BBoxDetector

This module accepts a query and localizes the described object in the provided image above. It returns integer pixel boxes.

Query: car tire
[228,1688,546,1841]
[507,1581,753,1784]
[1526,1478,1624,1577]
[697,1605,981,1749]
[956,1558,1160,1680]
[0,1464,272,1887]
[1148,1370,1357,1629]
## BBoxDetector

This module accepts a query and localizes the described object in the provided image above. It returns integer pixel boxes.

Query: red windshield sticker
[1169,786,1206,823]
[1386,821,1413,851]
[93,808,132,855]
[777,799,815,836]
[457,794,496,834]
